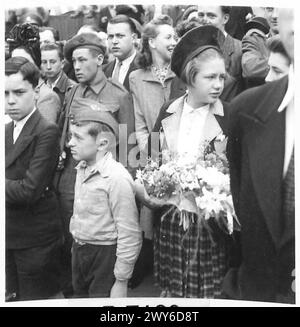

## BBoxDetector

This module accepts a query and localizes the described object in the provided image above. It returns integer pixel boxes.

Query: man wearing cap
[55,32,135,297]
[103,15,140,92]
[68,98,142,297]
[241,16,271,88]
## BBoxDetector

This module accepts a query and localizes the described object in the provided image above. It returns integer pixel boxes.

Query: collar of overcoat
[238,76,292,248]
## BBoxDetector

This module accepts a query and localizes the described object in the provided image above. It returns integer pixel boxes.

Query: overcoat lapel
[5,110,40,168]
[242,77,288,247]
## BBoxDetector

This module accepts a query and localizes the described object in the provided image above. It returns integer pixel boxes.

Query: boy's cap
[64,33,107,62]
[245,16,270,35]
[171,25,224,78]
[69,97,119,139]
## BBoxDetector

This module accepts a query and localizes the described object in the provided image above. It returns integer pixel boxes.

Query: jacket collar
[162,95,225,152]
[5,110,41,168]
[142,67,176,83]
[76,151,113,180]
[252,76,289,123]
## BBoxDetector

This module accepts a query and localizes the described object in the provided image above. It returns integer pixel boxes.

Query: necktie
[281,148,294,237]
[13,122,19,144]
[112,61,122,82]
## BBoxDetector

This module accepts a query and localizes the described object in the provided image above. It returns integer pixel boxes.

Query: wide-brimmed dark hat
[64,33,106,63]
[171,25,224,78]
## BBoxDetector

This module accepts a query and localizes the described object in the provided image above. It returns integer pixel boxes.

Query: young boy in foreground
[68,97,142,298]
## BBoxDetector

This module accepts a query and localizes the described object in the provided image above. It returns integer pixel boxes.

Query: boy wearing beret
[68,98,142,298]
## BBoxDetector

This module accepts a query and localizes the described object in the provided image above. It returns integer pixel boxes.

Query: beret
[69,97,119,140]
[171,25,225,78]
[64,33,107,63]
[245,16,270,35]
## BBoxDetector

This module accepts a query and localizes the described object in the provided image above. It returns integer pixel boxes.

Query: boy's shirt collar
[76,152,113,178]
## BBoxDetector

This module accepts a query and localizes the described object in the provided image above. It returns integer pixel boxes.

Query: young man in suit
[103,15,140,92]
[5,56,63,301]
[41,42,77,106]
[223,8,294,304]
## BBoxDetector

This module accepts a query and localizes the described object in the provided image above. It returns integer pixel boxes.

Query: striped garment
[153,206,228,298]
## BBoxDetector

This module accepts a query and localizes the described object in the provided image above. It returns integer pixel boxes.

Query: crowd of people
[5,5,295,304]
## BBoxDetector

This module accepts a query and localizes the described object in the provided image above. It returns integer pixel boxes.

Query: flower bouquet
[135,137,240,236]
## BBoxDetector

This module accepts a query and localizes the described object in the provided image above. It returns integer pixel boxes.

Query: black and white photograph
[3,0,297,308]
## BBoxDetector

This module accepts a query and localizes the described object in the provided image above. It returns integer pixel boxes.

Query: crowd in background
[4,4,294,303]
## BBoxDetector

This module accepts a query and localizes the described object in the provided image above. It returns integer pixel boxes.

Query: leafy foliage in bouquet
[136,139,240,236]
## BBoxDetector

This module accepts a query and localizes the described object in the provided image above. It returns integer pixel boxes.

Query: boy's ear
[97,53,104,66]
[96,135,109,151]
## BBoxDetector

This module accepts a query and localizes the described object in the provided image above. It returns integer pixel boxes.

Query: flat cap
[245,16,270,35]
[171,25,224,78]
[69,97,119,140]
[64,33,106,63]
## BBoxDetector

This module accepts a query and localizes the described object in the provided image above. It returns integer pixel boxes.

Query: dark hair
[108,14,138,34]
[180,48,225,86]
[221,6,231,15]
[40,42,64,60]
[39,26,60,42]
[115,5,145,25]
[176,17,202,38]
[137,15,173,69]
[5,56,40,87]
[7,23,41,67]
[267,35,292,65]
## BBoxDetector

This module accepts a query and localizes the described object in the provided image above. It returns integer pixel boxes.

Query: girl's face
[190,57,226,106]
[150,24,177,63]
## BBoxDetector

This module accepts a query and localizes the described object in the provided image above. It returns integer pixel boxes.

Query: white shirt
[46,72,62,90]
[277,65,294,177]
[177,99,210,158]
[112,51,136,85]
[13,108,37,144]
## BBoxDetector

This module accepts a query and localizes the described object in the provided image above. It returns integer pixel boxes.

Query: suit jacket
[103,54,139,92]
[223,76,295,303]
[53,71,77,106]
[223,34,245,95]
[37,80,62,124]
[6,110,62,249]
